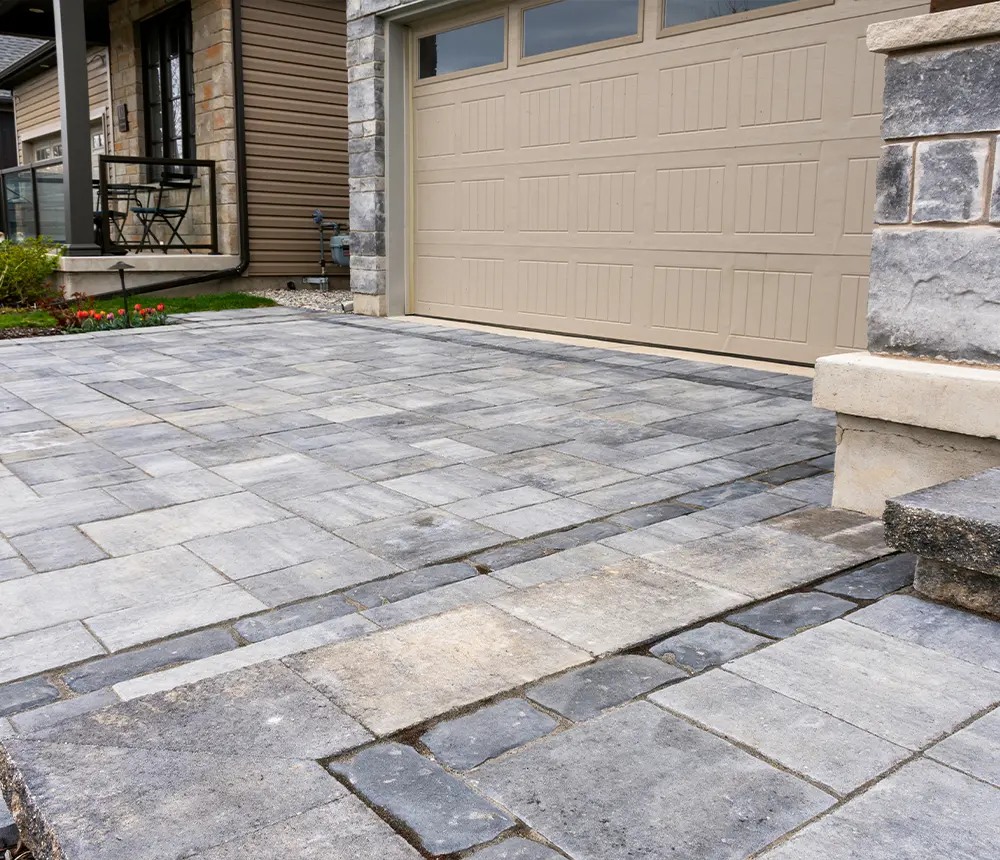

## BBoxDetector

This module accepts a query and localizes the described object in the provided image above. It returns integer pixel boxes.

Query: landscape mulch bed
[0,327,62,340]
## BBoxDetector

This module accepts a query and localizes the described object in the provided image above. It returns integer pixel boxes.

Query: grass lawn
[0,292,276,331]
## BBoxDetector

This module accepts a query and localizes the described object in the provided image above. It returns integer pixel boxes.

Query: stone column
[813,2,1000,516]
[346,0,410,316]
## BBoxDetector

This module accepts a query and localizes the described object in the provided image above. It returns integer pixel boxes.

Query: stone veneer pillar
[814,2,1000,516]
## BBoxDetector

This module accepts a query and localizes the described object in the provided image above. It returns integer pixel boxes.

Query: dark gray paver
[760,760,1000,859]
[336,510,508,569]
[470,837,564,859]
[36,662,371,759]
[928,707,1000,789]
[330,743,514,856]
[469,543,551,572]
[527,656,685,721]
[11,690,119,735]
[847,594,1000,673]
[768,506,887,555]
[757,462,827,486]
[728,619,1000,749]
[535,520,624,550]
[421,698,558,770]
[233,594,354,642]
[471,702,834,859]
[188,797,422,859]
[10,526,107,572]
[676,480,770,508]
[362,576,512,627]
[343,562,477,608]
[817,554,916,600]
[693,492,806,528]
[884,468,1000,574]
[0,678,60,718]
[651,670,909,795]
[0,796,16,848]
[62,628,237,693]
[649,622,769,671]
[608,501,691,528]
[727,593,857,639]
[0,738,343,860]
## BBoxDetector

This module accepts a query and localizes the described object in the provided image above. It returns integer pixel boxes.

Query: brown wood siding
[13,47,109,163]
[241,0,348,277]
[931,0,992,10]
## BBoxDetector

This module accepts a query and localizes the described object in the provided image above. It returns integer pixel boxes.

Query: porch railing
[0,155,219,255]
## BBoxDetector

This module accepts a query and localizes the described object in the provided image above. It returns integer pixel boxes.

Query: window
[664,0,802,29]
[141,3,195,162]
[522,0,640,59]
[418,17,505,79]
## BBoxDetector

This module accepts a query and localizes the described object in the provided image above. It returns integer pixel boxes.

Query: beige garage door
[409,0,927,364]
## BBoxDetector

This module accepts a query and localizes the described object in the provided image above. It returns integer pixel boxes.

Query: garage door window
[522,0,641,59]
[663,0,822,30]
[418,16,506,80]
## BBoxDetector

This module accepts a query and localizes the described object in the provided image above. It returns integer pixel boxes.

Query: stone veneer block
[882,43,1000,139]
[913,139,988,224]
[993,135,1000,224]
[867,4,1000,54]
[874,144,913,225]
[883,468,1000,576]
[914,558,1000,618]
[868,228,1000,364]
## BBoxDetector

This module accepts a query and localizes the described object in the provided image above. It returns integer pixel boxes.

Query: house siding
[241,0,348,279]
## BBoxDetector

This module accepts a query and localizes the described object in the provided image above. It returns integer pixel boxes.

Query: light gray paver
[0,488,131,537]
[727,619,1000,749]
[527,655,685,721]
[656,524,870,599]
[847,594,1000,673]
[42,662,371,758]
[441,486,557,520]
[185,517,355,579]
[471,702,835,860]
[421,699,558,771]
[0,738,344,860]
[211,452,357,501]
[9,527,107,573]
[480,498,605,539]
[759,760,1000,859]
[927,707,1000,788]
[331,744,514,855]
[287,605,589,736]
[115,614,377,701]
[651,670,909,794]
[283,482,425,529]
[80,493,287,555]
[490,544,626,587]
[0,622,105,684]
[726,593,857,639]
[649,622,769,671]
[693,492,806,528]
[0,798,15,848]
[601,515,729,555]
[86,583,267,652]
[336,510,509,569]
[187,797,423,859]
[469,837,564,859]
[362,576,513,628]
[0,546,225,638]
[492,559,746,656]
[103,470,240,511]
[382,464,516,506]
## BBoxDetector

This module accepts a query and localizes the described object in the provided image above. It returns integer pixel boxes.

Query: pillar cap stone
[867,2,1000,54]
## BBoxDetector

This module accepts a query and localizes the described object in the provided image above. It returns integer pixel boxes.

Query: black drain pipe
[88,0,251,300]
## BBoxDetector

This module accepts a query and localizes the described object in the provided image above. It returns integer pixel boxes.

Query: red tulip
[134,303,142,311]
[156,304,164,312]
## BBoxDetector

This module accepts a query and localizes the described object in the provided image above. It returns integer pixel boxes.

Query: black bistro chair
[131,171,195,253]
[96,184,140,252]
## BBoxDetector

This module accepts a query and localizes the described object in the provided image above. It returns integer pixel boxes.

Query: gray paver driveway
[2,309,995,859]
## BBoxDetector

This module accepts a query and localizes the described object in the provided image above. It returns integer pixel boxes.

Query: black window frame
[141,2,196,166]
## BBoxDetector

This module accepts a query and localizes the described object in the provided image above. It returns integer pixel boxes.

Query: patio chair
[95,184,139,252]
[131,172,195,253]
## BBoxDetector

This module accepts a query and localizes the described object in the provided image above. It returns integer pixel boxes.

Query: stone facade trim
[867,2,1000,53]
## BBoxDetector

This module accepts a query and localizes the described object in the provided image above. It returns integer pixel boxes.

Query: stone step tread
[883,468,1000,575]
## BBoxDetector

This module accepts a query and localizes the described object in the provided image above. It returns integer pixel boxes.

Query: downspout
[89,0,250,299]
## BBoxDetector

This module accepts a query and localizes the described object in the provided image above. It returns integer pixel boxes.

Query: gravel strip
[246,287,351,313]
[0,327,63,340]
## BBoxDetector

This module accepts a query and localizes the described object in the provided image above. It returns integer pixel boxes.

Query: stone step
[884,468,1000,615]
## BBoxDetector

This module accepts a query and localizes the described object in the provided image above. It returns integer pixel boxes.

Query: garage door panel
[410,0,929,363]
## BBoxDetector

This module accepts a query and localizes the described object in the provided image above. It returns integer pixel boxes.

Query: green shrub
[0,237,63,307]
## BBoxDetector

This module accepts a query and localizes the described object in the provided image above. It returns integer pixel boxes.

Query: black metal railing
[0,155,219,255]
[97,155,219,255]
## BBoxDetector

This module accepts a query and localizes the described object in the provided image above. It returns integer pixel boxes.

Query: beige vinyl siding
[241,0,348,277]
[13,47,109,163]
